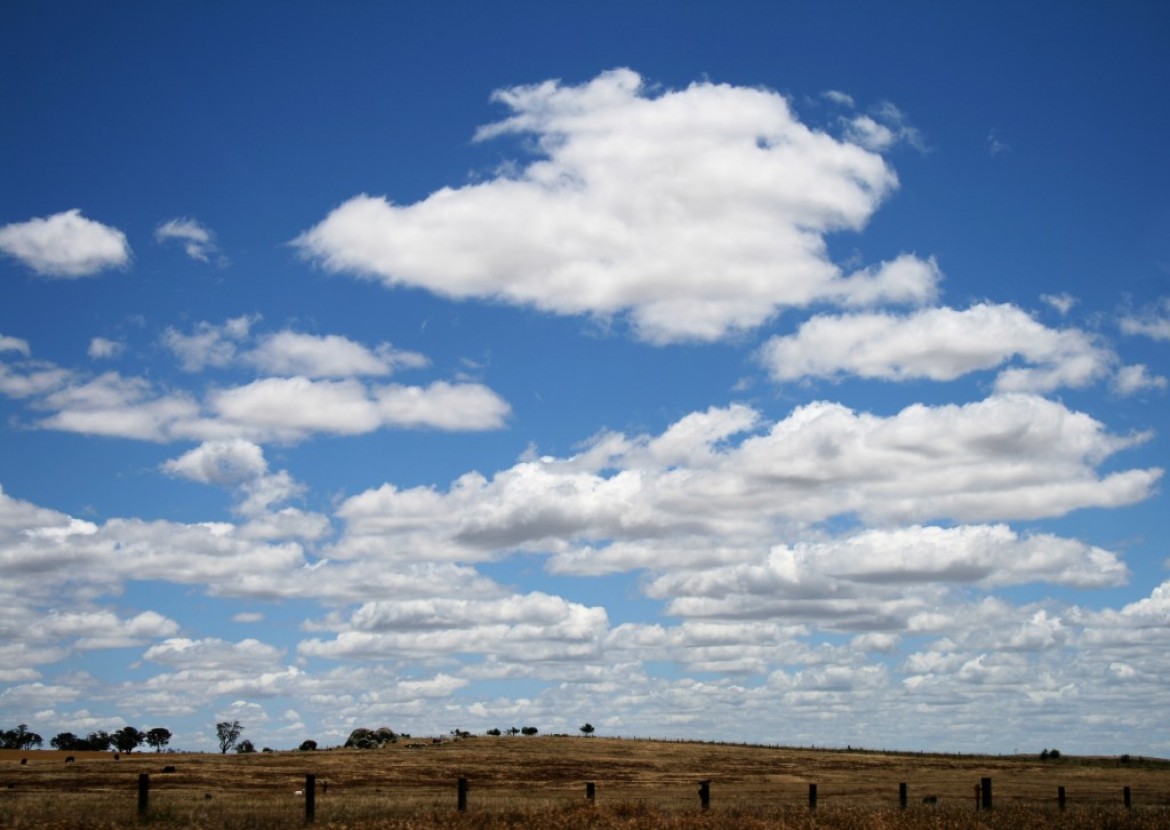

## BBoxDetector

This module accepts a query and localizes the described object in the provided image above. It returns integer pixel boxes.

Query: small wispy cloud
[822,89,855,108]
[1113,364,1168,396]
[1120,299,1170,341]
[88,337,125,360]
[988,129,1010,156]
[1041,293,1077,315]
[841,101,927,153]
[0,335,31,356]
[155,217,223,264]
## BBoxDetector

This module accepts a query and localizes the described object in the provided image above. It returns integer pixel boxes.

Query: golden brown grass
[1,738,1167,828]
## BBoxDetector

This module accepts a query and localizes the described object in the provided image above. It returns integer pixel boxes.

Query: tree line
[481,724,595,737]
[5,720,597,754]
[2,723,173,753]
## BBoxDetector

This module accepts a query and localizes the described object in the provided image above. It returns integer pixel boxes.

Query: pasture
[2,737,1168,828]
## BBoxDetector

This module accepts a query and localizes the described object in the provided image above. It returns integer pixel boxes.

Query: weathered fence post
[1124,786,1131,809]
[899,782,907,809]
[585,782,595,803]
[457,777,469,812]
[137,773,150,816]
[808,783,818,811]
[981,777,992,810]
[1058,786,1066,811]
[697,780,710,810]
[305,774,315,823]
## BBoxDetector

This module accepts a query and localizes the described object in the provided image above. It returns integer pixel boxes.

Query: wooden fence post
[808,783,818,811]
[974,783,981,810]
[899,782,907,809]
[981,777,992,810]
[1124,786,1131,809]
[697,780,710,810]
[305,774,315,823]
[1057,786,1066,811]
[137,773,149,816]
[585,782,595,803]
[457,777,469,812]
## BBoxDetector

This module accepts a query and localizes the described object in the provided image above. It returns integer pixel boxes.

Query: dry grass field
[2,737,1168,828]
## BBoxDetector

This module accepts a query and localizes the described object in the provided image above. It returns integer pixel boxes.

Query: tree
[507,727,520,737]
[216,721,243,754]
[299,740,318,751]
[521,726,539,736]
[82,730,112,751]
[51,732,80,751]
[1,724,43,750]
[236,739,256,753]
[145,728,172,753]
[486,728,502,737]
[579,723,595,737]
[113,726,144,753]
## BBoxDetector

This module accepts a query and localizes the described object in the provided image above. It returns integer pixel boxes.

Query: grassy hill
[2,737,1167,828]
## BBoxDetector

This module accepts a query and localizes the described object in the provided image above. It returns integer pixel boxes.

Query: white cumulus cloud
[243,331,428,378]
[0,209,131,277]
[331,396,1159,569]
[297,69,938,343]
[759,303,1113,392]
[162,315,258,372]
[162,439,269,486]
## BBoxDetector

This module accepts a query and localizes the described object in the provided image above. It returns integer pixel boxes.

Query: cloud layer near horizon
[0,389,1165,747]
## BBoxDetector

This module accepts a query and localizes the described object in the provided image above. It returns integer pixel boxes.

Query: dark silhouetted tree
[216,721,243,754]
[51,732,80,751]
[521,726,539,736]
[299,740,318,751]
[236,739,256,753]
[113,726,144,753]
[2,725,43,750]
[579,723,595,737]
[82,731,112,751]
[145,728,172,752]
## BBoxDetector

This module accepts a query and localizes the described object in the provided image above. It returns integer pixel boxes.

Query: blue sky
[2,1,1169,755]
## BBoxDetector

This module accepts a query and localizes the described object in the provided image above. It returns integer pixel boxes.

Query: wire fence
[123,772,1170,822]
